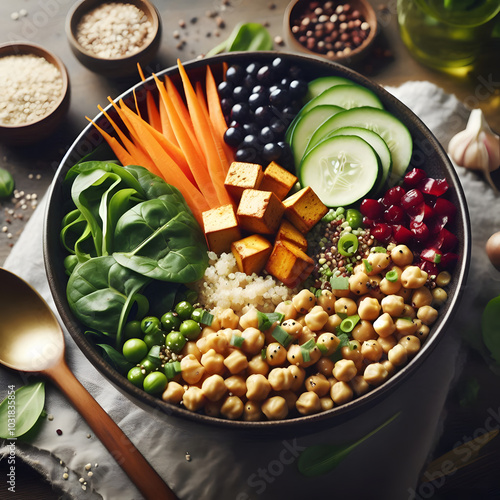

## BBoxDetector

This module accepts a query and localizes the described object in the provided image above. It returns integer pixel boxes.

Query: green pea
[175,300,194,320]
[141,316,162,335]
[161,311,181,332]
[143,371,168,395]
[180,319,201,340]
[122,338,148,363]
[140,357,159,374]
[166,331,187,353]
[123,320,142,341]
[127,366,145,387]
[143,330,165,349]
[346,208,362,230]
[191,307,204,323]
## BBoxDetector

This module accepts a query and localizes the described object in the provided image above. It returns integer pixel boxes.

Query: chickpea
[352,320,377,342]
[401,304,416,318]
[388,344,408,366]
[224,375,246,397]
[315,357,334,377]
[432,287,448,307]
[277,390,298,411]
[320,396,334,411]
[316,332,341,356]
[324,314,343,332]
[349,271,371,295]
[266,342,287,366]
[316,289,336,313]
[382,359,396,377]
[220,395,244,420]
[331,286,351,298]
[201,331,229,355]
[401,266,428,289]
[394,317,419,337]
[181,341,202,361]
[286,343,321,368]
[182,386,205,411]
[332,359,357,381]
[416,323,430,342]
[288,365,306,391]
[262,396,288,420]
[358,296,381,321]
[296,391,321,415]
[350,375,370,396]
[341,341,364,371]
[246,373,271,401]
[200,326,218,339]
[381,294,405,317]
[180,354,205,384]
[204,400,223,417]
[377,335,397,353]
[391,245,413,267]
[373,312,396,338]
[395,286,413,303]
[223,349,248,374]
[243,401,262,421]
[268,367,293,391]
[275,300,298,320]
[305,305,329,331]
[398,335,421,357]
[200,348,225,375]
[201,374,227,402]
[417,305,439,325]
[411,286,433,309]
[305,373,331,397]
[247,353,269,376]
[366,252,391,275]
[297,325,316,345]
[363,363,389,386]
[366,275,385,301]
[239,307,259,330]
[219,308,239,329]
[162,381,184,404]
[379,276,402,295]
[292,289,316,314]
[241,327,265,355]
[436,270,451,287]
[330,381,354,405]
[281,319,303,338]
[335,297,358,316]
[361,340,383,362]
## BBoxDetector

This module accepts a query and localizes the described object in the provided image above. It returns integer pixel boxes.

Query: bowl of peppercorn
[284,0,378,65]
[0,42,70,146]
[66,0,162,78]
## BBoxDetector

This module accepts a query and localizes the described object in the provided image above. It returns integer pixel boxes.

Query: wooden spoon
[0,267,177,500]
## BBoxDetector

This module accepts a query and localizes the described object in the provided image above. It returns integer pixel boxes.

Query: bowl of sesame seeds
[284,0,377,66]
[66,0,162,78]
[0,42,70,146]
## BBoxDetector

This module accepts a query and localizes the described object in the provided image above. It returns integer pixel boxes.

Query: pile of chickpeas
[162,244,451,421]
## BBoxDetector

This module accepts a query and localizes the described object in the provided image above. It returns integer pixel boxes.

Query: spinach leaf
[206,22,273,57]
[482,295,500,364]
[113,199,208,283]
[97,344,134,374]
[0,168,14,199]
[0,382,45,439]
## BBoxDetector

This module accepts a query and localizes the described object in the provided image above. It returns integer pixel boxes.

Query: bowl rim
[0,41,69,130]
[65,0,161,63]
[44,50,471,433]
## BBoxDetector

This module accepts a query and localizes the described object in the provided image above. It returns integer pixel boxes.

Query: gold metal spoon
[0,267,177,500]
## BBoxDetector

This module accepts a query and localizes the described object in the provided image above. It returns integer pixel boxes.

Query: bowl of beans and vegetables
[44,51,470,430]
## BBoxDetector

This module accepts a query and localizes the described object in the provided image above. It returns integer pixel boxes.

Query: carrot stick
[177,59,232,206]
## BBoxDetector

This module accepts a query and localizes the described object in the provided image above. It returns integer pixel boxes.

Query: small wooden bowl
[284,0,378,66]
[0,42,70,146]
[66,0,162,78]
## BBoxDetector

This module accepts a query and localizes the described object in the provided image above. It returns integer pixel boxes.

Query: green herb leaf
[0,168,14,199]
[230,334,245,348]
[97,344,134,374]
[482,295,500,364]
[206,22,273,56]
[363,259,373,273]
[257,311,285,331]
[271,325,294,348]
[0,382,45,438]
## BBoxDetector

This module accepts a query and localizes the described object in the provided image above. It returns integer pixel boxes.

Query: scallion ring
[338,233,359,257]
[385,269,399,282]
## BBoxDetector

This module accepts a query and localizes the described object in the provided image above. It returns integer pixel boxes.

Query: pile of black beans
[218,57,308,169]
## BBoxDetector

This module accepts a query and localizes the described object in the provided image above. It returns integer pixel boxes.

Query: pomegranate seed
[384,204,405,224]
[440,228,458,252]
[440,252,458,270]
[420,247,443,264]
[418,177,449,197]
[400,188,425,211]
[392,224,413,244]
[410,220,430,243]
[382,186,406,206]
[428,214,449,234]
[360,198,383,219]
[403,168,426,188]
[433,198,457,220]
[418,260,439,277]
[408,203,434,222]
[371,223,392,242]
[362,216,376,227]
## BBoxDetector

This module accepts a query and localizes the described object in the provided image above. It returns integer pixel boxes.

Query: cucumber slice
[321,127,392,194]
[306,76,355,101]
[299,135,381,207]
[289,105,344,168]
[300,84,384,116]
[306,107,412,181]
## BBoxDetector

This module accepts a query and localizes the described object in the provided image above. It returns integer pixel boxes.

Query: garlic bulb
[448,108,500,192]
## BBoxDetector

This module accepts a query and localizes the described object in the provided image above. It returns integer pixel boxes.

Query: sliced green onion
[340,314,360,333]
[300,338,316,362]
[338,233,359,256]
[385,269,399,282]
[399,316,414,322]
[164,360,181,380]
[257,311,285,331]
[230,334,245,348]
[199,310,214,326]
[272,325,294,348]
[261,348,267,360]
[337,333,350,348]
[372,246,387,253]
[434,253,442,264]
[363,259,373,273]
[317,342,328,355]
[330,275,349,290]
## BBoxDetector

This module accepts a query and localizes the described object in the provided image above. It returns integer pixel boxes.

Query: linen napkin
[1,81,498,500]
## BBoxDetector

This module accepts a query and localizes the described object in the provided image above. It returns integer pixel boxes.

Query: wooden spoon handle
[45,358,177,500]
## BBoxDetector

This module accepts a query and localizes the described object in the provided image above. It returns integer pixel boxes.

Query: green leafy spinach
[0,168,14,199]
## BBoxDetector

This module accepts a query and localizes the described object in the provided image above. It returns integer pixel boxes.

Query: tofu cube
[265,240,315,287]
[275,220,308,252]
[224,162,264,200]
[231,234,272,275]
[283,186,328,233]
[236,189,285,235]
[259,161,298,200]
[202,204,241,254]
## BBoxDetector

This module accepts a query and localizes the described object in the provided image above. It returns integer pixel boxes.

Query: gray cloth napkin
[1,81,498,500]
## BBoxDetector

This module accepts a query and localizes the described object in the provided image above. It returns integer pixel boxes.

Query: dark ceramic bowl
[66,0,162,78]
[0,42,70,146]
[44,52,470,434]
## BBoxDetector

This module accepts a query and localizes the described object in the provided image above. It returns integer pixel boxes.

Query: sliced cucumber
[319,126,392,194]
[306,76,355,101]
[299,135,381,207]
[300,84,384,116]
[306,107,412,181]
[289,105,344,168]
